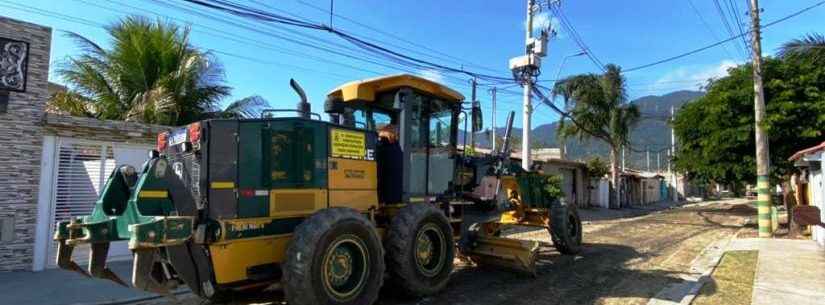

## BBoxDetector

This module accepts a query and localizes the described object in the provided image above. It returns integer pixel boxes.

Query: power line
[1,0,371,85]
[624,0,825,73]
[180,0,516,85]
[548,3,606,72]
[686,0,739,59]
[145,0,501,96]
[726,0,753,57]
[712,0,747,59]
[291,0,503,75]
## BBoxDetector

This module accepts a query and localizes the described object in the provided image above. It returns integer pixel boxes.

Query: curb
[646,228,743,305]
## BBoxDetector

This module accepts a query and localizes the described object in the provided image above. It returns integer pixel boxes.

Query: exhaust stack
[290,78,310,119]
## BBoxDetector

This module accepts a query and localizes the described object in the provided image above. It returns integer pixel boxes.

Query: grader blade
[467,235,540,275]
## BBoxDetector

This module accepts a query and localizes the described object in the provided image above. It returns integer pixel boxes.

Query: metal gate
[45,138,150,268]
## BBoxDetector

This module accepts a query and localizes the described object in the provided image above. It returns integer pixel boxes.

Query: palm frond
[47,91,96,117]
[219,95,271,118]
[778,33,825,60]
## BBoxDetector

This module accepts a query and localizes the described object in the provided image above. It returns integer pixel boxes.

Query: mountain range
[467,90,705,170]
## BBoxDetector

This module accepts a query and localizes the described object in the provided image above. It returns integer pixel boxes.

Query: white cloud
[644,60,739,95]
[418,69,445,84]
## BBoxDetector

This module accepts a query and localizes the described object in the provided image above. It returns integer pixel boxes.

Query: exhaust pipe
[290,78,310,119]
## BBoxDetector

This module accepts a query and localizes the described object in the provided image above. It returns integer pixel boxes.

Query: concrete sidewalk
[728,238,825,305]
[0,260,164,305]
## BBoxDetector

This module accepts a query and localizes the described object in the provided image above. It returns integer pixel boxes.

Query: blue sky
[2,0,823,129]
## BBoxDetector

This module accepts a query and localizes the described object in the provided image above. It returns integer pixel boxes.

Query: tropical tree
[49,16,268,125]
[672,52,825,188]
[552,64,640,207]
[779,33,825,62]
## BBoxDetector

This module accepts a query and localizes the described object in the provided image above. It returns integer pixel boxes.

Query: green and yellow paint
[756,175,772,237]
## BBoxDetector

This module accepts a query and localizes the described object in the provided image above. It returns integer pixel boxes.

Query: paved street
[131,199,754,305]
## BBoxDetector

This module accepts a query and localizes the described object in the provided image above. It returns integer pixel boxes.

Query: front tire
[549,199,583,254]
[283,208,384,305]
[387,203,454,297]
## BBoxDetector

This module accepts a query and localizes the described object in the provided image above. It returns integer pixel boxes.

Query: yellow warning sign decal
[331,128,366,159]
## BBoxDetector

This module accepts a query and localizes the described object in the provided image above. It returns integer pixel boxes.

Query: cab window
[373,111,392,130]
[429,99,453,148]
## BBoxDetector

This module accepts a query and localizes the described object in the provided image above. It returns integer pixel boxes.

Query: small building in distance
[463,146,589,208]
[619,169,666,207]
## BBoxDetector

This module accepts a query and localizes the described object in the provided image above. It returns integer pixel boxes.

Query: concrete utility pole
[749,0,772,237]
[521,0,536,170]
[509,0,548,169]
[491,87,497,152]
[671,106,678,202]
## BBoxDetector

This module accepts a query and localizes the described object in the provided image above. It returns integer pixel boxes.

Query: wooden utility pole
[749,0,772,237]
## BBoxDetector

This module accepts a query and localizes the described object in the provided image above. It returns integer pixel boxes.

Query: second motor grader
[54,74,582,305]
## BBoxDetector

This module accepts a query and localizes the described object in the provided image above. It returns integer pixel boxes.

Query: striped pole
[750,0,772,237]
[756,175,772,237]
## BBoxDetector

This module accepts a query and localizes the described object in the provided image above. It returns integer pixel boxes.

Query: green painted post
[756,175,772,237]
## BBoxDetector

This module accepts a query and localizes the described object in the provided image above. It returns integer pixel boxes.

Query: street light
[551,51,586,159]
[554,51,588,84]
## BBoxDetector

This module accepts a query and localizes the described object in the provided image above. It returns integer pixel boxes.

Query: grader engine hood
[53,155,207,295]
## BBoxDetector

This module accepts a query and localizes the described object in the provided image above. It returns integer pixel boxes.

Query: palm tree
[552,64,640,208]
[49,16,268,125]
[779,33,825,61]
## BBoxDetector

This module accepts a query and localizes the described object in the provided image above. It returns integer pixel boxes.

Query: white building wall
[814,153,825,248]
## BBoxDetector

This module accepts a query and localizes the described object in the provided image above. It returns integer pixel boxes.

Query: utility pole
[521,0,536,170]
[671,105,678,202]
[470,78,477,151]
[646,148,650,172]
[509,0,548,169]
[657,152,661,173]
[621,145,626,172]
[750,0,772,237]
[491,87,497,152]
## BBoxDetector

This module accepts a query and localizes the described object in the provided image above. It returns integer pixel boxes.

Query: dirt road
[145,199,755,305]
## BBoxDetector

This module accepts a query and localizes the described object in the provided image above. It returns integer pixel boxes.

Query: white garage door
[45,138,150,268]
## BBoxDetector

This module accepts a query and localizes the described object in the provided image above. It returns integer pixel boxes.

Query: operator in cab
[376,124,403,204]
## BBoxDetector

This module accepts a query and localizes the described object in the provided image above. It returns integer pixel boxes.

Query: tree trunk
[609,146,621,209]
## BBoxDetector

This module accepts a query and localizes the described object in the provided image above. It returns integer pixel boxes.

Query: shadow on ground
[204,242,704,305]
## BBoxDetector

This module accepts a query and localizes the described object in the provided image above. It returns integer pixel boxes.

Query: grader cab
[53,74,582,305]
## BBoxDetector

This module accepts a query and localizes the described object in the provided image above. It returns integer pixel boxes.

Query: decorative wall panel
[0,37,28,92]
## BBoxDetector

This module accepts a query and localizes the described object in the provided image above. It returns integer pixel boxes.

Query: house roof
[788,141,825,161]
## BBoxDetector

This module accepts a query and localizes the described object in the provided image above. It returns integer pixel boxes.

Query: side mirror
[471,102,483,132]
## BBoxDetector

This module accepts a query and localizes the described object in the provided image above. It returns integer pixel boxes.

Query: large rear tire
[283,208,384,305]
[549,199,582,254]
[386,203,454,297]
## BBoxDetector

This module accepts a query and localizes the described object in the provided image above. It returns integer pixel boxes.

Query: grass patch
[692,250,758,305]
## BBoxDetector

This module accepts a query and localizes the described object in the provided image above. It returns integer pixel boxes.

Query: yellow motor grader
[54,74,582,305]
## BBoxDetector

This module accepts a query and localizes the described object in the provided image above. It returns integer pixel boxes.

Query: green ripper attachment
[53,158,196,291]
